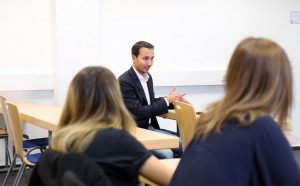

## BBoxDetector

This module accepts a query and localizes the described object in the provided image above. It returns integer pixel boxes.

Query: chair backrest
[0,95,14,144]
[5,101,25,160]
[174,101,197,151]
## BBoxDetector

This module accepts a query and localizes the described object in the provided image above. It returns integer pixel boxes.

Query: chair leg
[13,162,26,186]
[2,153,17,186]
[24,173,29,185]
[12,147,16,169]
[5,138,12,169]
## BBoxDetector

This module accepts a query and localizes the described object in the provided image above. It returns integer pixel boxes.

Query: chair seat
[23,137,49,149]
[27,153,43,164]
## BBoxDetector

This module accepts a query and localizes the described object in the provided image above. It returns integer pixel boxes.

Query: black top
[84,128,152,186]
[170,116,300,186]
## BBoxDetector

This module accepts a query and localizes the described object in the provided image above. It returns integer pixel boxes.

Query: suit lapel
[129,67,148,104]
[147,76,155,104]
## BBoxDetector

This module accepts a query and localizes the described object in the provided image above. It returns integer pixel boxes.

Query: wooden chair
[1,95,49,185]
[5,102,47,186]
[0,126,11,170]
[0,95,13,171]
[173,101,197,151]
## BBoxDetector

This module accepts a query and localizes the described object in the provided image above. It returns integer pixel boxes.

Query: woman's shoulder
[254,115,275,123]
[250,115,290,146]
[252,115,280,131]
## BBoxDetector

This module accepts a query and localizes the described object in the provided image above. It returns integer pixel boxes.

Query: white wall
[97,0,299,73]
[1,0,300,165]
[55,0,102,106]
[0,0,55,166]
[0,0,55,76]
[56,0,300,143]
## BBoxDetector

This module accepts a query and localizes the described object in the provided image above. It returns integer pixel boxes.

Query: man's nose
[146,59,153,66]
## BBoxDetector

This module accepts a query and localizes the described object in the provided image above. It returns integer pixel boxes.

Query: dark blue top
[170,116,300,186]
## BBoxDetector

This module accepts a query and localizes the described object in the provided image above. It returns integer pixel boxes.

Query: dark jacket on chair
[29,149,112,186]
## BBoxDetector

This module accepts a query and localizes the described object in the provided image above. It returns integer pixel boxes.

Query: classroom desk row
[0,100,179,150]
[1,100,298,147]
[0,100,181,185]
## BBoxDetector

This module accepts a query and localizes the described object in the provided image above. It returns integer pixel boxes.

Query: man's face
[132,47,154,76]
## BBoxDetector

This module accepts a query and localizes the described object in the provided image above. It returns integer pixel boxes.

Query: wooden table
[160,107,203,121]
[159,109,177,120]
[1,100,179,150]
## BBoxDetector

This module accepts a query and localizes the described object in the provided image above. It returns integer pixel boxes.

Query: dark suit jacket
[118,67,173,129]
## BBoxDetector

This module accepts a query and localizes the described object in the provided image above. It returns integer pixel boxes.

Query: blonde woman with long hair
[171,37,300,186]
[47,66,172,185]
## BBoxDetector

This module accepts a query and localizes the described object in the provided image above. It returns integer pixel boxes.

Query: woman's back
[84,128,152,186]
[170,116,300,186]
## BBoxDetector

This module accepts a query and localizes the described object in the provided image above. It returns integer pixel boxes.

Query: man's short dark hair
[131,41,154,57]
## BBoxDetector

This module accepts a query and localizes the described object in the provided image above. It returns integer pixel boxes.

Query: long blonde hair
[195,37,292,139]
[52,66,136,152]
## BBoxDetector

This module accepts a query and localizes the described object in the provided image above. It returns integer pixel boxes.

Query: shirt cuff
[164,98,169,107]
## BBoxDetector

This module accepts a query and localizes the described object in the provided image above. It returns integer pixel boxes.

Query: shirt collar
[132,66,149,82]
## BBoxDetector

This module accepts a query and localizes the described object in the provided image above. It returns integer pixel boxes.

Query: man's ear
[131,54,136,62]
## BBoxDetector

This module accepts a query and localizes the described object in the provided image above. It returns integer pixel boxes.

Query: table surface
[2,100,298,147]
[159,106,203,120]
[1,100,179,150]
[159,110,177,120]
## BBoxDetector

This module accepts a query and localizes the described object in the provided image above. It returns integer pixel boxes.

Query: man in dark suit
[118,41,188,159]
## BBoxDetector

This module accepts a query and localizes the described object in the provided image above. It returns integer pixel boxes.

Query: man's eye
[143,57,150,61]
